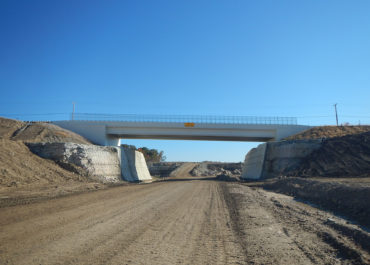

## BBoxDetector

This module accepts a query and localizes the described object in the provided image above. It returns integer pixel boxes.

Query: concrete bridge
[52,114,310,146]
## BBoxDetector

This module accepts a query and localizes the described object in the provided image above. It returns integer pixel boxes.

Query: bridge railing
[71,113,298,125]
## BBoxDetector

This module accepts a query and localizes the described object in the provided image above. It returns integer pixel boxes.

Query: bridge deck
[53,114,309,146]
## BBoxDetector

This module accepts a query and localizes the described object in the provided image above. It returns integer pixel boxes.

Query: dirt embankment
[168,162,198,178]
[284,125,370,141]
[255,126,370,233]
[147,162,185,177]
[0,117,105,206]
[0,117,91,144]
[291,131,370,178]
[263,177,370,229]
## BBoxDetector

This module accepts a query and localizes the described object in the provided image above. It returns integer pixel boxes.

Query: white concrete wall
[28,143,122,183]
[28,143,152,183]
[120,147,152,182]
[241,143,267,179]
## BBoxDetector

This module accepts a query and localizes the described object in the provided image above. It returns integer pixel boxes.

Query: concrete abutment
[241,140,322,180]
[28,143,152,183]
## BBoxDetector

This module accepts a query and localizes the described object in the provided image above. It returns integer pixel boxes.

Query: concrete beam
[53,120,310,145]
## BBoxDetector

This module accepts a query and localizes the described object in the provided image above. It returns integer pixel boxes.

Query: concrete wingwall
[241,143,267,180]
[241,140,322,180]
[28,143,152,183]
[120,148,152,182]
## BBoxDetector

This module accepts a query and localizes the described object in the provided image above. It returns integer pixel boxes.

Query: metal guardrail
[71,113,298,125]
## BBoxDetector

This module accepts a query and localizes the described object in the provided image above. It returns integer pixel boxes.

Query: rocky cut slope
[292,131,370,177]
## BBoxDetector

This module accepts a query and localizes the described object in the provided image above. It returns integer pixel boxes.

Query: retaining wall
[120,148,152,182]
[28,143,122,183]
[241,140,322,180]
[28,143,152,183]
[241,144,267,179]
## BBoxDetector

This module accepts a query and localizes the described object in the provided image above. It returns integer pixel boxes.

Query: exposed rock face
[28,143,122,183]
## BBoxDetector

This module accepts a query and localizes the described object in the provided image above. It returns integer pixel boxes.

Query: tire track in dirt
[0,181,244,265]
[222,183,370,264]
[1,180,369,264]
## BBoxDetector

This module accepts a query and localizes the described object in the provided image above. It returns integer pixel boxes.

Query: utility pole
[72,102,75,121]
[334,103,338,126]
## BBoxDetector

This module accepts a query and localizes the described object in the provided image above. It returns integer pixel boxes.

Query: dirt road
[1,180,369,264]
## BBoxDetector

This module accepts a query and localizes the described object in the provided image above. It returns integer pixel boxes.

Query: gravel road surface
[1,180,369,264]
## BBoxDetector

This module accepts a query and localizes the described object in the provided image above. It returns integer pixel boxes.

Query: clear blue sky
[1,0,370,161]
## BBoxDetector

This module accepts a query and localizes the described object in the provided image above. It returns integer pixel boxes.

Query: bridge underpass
[51,113,312,181]
[52,113,310,146]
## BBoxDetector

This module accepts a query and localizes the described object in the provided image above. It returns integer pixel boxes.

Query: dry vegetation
[284,125,370,140]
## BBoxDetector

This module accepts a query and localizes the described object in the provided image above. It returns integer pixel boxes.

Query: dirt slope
[263,177,370,228]
[0,139,105,204]
[0,139,87,187]
[0,117,104,202]
[284,125,370,140]
[0,117,91,144]
[0,117,24,139]
[168,162,198,178]
[293,131,370,177]
[1,180,369,264]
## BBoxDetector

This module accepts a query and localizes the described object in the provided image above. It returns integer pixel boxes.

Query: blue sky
[1,0,370,161]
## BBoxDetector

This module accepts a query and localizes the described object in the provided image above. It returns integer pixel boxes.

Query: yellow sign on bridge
[184,122,195,127]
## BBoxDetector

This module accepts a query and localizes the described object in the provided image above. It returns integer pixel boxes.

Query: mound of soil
[0,117,91,144]
[284,125,370,140]
[0,139,90,187]
[0,117,104,206]
[0,117,24,139]
[263,177,370,229]
[293,132,370,177]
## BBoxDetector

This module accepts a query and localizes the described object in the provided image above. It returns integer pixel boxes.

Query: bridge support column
[106,136,120,146]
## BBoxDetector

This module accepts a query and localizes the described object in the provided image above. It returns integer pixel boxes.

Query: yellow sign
[184,122,195,127]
